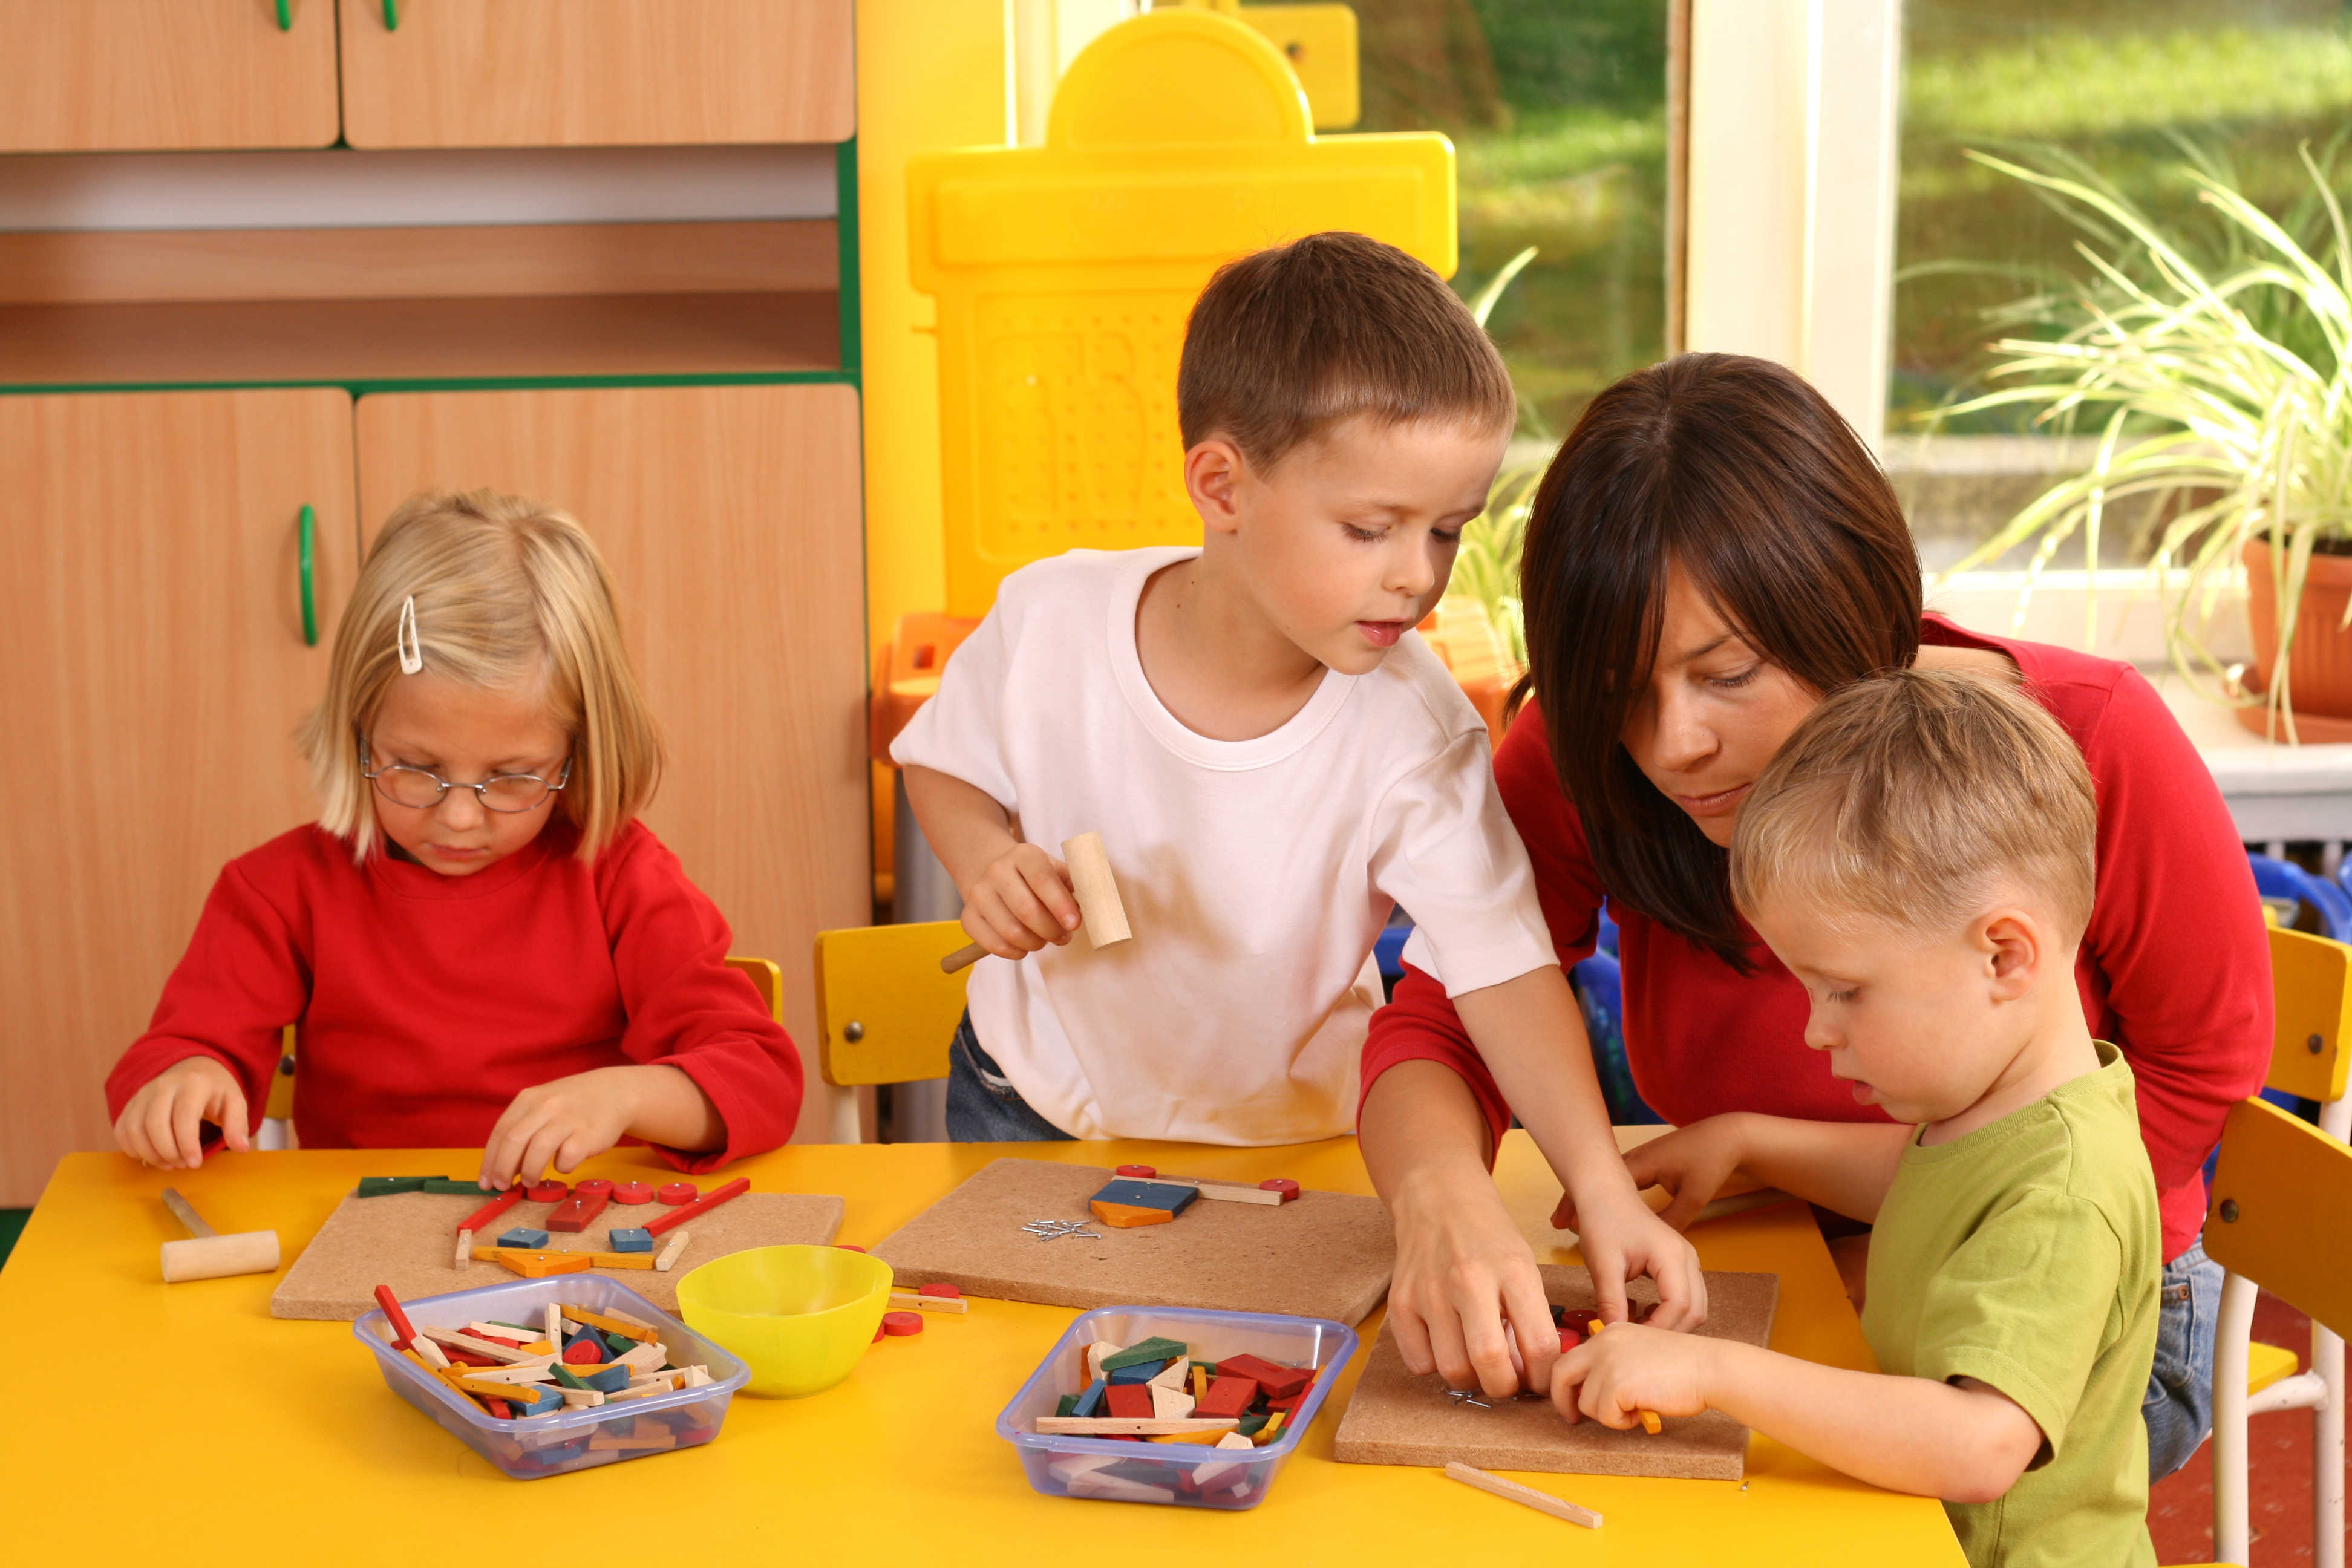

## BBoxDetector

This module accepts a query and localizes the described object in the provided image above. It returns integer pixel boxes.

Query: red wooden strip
[642,1176,748,1237]
[456,1184,526,1235]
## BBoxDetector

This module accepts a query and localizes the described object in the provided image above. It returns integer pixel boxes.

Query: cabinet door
[0,390,356,1204]
[354,385,869,1145]
[338,0,855,148]
[0,1,338,151]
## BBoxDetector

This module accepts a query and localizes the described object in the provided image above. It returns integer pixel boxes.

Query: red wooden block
[1115,1164,1156,1178]
[643,1176,748,1237]
[1558,1328,1581,1353]
[1216,1354,1310,1400]
[881,1311,924,1337]
[440,1345,498,1367]
[1258,1178,1300,1201]
[526,1181,569,1202]
[546,1189,610,1233]
[484,1396,512,1419]
[373,1284,418,1348]
[474,1331,528,1348]
[1195,1376,1258,1419]
[916,1282,961,1299]
[1103,1384,1155,1419]
[562,1337,606,1366]
[457,1184,526,1235]
[572,1178,614,1196]
[611,1181,654,1205]
[656,1182,699,1206]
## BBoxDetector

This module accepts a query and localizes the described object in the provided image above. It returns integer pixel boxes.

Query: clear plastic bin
[353,1273,751,1480]
[995,1305,1357,1509]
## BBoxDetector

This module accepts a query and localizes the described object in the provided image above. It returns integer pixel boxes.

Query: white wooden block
[410,1336,451,1370]
[1444,1462,1603,1529]
[454,1227,473,1269]
[682,1365,714,1388]
[1148,1357,1189,1390]
[654,1230,692,1272]
[1086,1341,1119,1382]
[1215,1431,1253,1450]
[616,1341,666,1373]
[1151,1383,1196,1419]
[1047,1452,1122,1484]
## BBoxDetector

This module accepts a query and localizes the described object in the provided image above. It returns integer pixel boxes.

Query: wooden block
[554,1386,606,1409]
[453,1228,473,1271]
[496,1227,550,1249]
[561,1306,662,1343]
[543,1303,562,1345]
[888,1290,970,1313]
[1152,1383,1196,1419]
[456,1361,558,1385]
[586,1251,658,1270]
[1445,1462,1603,1529]
[1163,1178,1284,1206]
[1086,1341,1119,1383]
[1089,1200,1174,1229]
[682,1365,713,1388]
[870,1158,1394,1326]
[653,1230,693,1273]
[642,1175,750,1238]
[1147,1429,1222,1444]
[544,1191,609,1233]
[1073,1378,1107,1417]
[373,1284,419,1348]
[1033,1416,1239,1436]
[1103,1383,1155,1420]
[1195,1376,1258,1419]
[1218,1353,1312,1401]
[1252,1410,1288,1446]
[1088,1178,1198,1214]
[1214,1431,1253,1451]
[1191,1363,1208,1401]
[456,1186,526,1233]
[417,1326,548,1365]
[615,1341,667,1373]
[1332,1267,1779,1482]
[600,1308,656,1330]
[1067,1473,1175,1503]
[606,1226,654,1253]
[1147,1358,1189,1390]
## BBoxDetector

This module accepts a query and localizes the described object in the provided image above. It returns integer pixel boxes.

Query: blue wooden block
[606,1227,653,1252]
[581,1364,632,1393]
[563,1327,601,1357]
[1106,1361,1168,1385]
[1088,1178,1197,1215]
[1073,1376,1108,1417]
[508,1385,564,1417]
[497,1227,550,1248]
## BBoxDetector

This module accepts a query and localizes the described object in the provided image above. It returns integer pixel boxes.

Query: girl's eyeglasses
[360,743,572,814]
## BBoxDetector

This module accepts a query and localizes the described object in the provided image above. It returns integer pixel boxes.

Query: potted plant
[1944,143,2352,741]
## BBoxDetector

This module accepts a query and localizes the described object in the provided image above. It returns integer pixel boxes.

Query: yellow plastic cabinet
[906,6,1453,618]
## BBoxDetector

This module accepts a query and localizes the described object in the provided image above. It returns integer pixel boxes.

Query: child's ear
[1183,438,1248,535]
[1978,910,2040,1001]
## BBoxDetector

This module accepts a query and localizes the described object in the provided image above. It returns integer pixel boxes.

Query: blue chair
[1572,909,1662,1125]
[2250,851,2352,942]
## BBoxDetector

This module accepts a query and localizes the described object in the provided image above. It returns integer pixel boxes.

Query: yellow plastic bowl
[675,1244,892,1397]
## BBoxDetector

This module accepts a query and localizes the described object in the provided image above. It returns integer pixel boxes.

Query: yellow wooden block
[1252,1410,1287,1446]
[559,1306,662,1342]
[1147,1430,1224,1445]
[2208,1096,2352,1339]
[586,1252,657,1270]
[1191,1363,1208,1400]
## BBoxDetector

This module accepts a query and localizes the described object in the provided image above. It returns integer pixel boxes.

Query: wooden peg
[653,1229,693,1272]
[1444,1462,1602,1529]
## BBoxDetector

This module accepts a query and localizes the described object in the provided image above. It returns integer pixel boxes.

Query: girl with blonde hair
[107,490,802,1184]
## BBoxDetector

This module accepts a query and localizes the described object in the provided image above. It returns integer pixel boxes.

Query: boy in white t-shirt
[894,232,1702,1333]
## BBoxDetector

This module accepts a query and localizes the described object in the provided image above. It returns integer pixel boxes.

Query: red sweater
[106,819,803,1170]
[1362,618,2272,1260]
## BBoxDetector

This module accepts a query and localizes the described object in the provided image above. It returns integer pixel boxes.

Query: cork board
[270,1189,846,1320]
[870,1158,1396,1326]
[1333,1266,1780,1481]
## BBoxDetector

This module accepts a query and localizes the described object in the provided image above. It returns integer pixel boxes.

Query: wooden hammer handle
[940,941,985,974]
[160,1187,215,1239]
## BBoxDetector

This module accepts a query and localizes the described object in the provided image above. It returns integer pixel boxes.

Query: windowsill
[1926,569,2250,668]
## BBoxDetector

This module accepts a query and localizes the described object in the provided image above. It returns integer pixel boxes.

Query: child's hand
[1563,1185,1710,1331]
[1558,1114,1751,1235]
[113,1056,251,1169]
[959,841,1082,961]
[1550,1321,1716,1430]
[478,1066,645,1187]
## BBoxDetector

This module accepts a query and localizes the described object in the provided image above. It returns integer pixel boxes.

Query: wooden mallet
[941,831,1133,974]
[158,1188,281,1283]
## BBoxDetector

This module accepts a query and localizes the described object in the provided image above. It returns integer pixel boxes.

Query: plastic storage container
[354,1273,751,1480]
[995,1305,1357,1509]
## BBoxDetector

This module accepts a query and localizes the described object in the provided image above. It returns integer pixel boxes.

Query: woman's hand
[477,1064,720,1187]
[114,1056,250,1169]
[961,841,1081,961]
[1385,1165,1563,1400]
[1550,1321,1718,1430]
[1566,1183,1710,1331]
[1556,1115,1751,1236]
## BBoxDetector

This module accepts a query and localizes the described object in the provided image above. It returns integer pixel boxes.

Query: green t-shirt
[1860,1042,2160,1568]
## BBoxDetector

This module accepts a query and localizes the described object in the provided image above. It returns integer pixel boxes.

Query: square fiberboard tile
[1333,1266,1780,1481]
[271,1188,846,1319]
[869,1158,1396,1325]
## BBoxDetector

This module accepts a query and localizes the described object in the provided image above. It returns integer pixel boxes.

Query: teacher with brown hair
[1356,352,2270,1480]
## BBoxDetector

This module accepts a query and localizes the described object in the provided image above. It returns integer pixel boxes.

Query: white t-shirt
[890,546,1556,1143]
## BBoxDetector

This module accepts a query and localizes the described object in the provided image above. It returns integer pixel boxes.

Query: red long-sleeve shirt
[1362,617,2272,1260]
[106,818,803,1169]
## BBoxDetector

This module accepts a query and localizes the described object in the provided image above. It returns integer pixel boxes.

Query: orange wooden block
[1089,1200,1174,1229]
[474,1247,595,1279]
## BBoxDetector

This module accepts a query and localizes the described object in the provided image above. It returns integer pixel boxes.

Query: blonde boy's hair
[299,489,662,862]
[1730,668,2097,942]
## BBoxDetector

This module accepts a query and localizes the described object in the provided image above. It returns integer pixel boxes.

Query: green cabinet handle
[298,504,318,647]
[382,0,399,29]
[275,0,292,30]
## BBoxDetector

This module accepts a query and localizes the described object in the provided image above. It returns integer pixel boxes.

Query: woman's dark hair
[1519,353,1922,969]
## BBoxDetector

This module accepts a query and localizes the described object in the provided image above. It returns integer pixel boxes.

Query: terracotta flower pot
[2240,537,2352,735]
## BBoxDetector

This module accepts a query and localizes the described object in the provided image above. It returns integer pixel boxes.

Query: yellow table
[1,1134,1962,1565]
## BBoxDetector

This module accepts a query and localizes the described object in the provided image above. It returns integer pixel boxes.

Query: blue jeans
[944,1011,1073,1142]
[2143,1236,2222,1480]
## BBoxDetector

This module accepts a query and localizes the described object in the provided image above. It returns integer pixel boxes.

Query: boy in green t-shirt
[1551,668,2159,1568]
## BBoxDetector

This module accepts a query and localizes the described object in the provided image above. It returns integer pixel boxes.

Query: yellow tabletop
[1,1134,1961,1565]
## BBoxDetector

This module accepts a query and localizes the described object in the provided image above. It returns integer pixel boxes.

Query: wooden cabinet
[0,1,338,151]
[0,390,357,1204]
[338,0,855,148]
[353,385,869,1145]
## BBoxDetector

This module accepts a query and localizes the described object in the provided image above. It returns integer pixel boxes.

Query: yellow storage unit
[906,7,1453,619]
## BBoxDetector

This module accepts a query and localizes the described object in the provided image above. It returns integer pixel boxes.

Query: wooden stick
[1033,1416,1238,1436]
[1151,1175,1284,1205]
[416,1326,549,1365]
[455,1184,525,1235]
[409,1335,451,1370]
[1061,832,1132,949]
[1444,1462,1602,1529]
[453,1227,472,1270]
[888,1291,970,1313]
[654,1229,693,1272]
[641,1177,746,1238]
[159,1189,215,1238]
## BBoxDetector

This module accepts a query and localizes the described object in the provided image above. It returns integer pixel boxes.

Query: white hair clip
[396,595,423,675]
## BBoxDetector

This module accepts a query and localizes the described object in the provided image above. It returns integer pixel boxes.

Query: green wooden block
[417,1177,488,1196]
[356,1176,432,1197]
[1100,1336,1191,1372]
[550,1363,589,1390]
[1055,1393,1080,1417]
[1236,1411,1270,1437]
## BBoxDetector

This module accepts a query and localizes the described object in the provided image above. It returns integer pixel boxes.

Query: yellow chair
[810,921,970,1088]
[256,956,789,1148]
[2207,926,2351,1567]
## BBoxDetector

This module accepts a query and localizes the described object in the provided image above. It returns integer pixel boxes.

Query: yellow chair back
[811,921,970,1086]
[2206,1095,2352,1342]
[724,955,785,1024]
[2265,925,2352,1104]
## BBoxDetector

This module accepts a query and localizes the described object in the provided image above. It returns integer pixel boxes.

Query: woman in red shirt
[1357,354,2269,1478]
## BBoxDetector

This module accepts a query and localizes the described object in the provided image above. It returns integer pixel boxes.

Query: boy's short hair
[298,489,663,863]
[1730,668,2097,942]
[1178,230,1515,469]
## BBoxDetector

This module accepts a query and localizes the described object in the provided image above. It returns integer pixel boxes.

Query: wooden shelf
[0,290,840,388]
